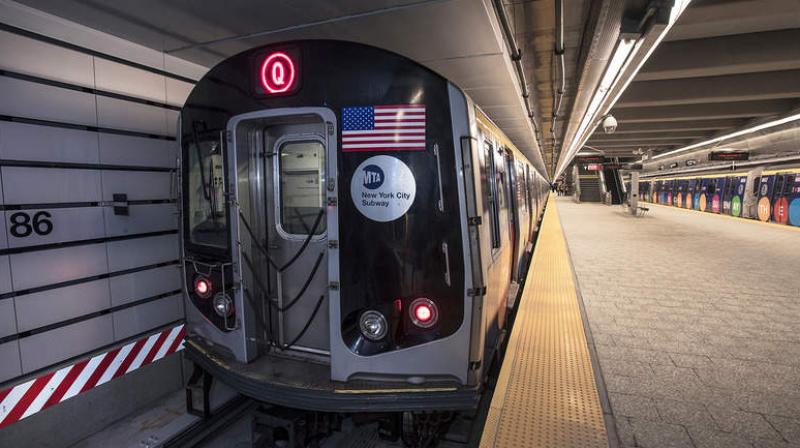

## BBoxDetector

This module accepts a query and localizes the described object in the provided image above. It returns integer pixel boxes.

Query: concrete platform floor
[557,198,800,448]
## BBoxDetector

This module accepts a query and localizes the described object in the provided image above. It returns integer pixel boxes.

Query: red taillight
[409,298,438,328]
[194,277,212,299]
[415,304,432,322]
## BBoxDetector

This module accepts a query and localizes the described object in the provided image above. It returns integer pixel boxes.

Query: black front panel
[181,41,465,356]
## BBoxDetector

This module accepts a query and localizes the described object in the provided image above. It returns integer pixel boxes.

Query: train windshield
[187,138,228,249]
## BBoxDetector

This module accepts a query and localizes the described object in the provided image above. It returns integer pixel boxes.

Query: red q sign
[260,52,296,94]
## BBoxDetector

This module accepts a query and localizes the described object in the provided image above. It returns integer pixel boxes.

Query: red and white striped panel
[0,324,185,429]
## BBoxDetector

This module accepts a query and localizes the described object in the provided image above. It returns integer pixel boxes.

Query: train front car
[180,41,485,411]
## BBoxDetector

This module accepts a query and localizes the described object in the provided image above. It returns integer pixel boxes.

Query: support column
[630,172,640,215]
[742,167,763,218]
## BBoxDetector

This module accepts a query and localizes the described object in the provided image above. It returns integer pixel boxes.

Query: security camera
[602,115,618,134]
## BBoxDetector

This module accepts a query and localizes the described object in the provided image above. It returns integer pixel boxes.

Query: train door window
[753,176,761,195]
[785,175,795,194]
[187,136,229,249]
[773,175,785,200]
[484,141,501,249]
[276,138,326,237]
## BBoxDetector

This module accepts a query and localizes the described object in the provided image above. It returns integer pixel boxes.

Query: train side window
[187,137,228,249]
[484,142,501,249]
[786,175,795,194]
[277,139,326,237]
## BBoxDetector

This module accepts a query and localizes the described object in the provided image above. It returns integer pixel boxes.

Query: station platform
[556,198,800,448]
[481,195,610,448]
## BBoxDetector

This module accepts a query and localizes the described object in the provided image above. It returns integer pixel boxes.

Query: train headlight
[212,293,233,317]
[359,310,388,341]
[194,276,212,299]
[410,298,438,328]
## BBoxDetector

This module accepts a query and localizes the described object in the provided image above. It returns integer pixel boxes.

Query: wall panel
[112,293,183,341]
[109,264,181,307]
[166,78,193,107]
[0,30,94,88]
[0,341,21,383]
[98,133,176,168]
[14,278,110,332]
[5,207,105,248]
[1,167,102,205]
[0,299,17,338]
[0,76,97,126]
[0,256,11,295]
[9,243,108,290]
[106,234,178,272]
[101,171,173,201]
[96,96,169,136]
[0,121,100,164]
[19,315,113,373]
[94,58,167,103]
[0,5,204,403]
[104,203,177,237]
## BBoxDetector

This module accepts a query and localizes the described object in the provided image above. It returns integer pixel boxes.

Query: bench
[623,201,650,216]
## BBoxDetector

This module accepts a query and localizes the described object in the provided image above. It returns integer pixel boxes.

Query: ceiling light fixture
[556,0,692,177]
[651,112,800,160]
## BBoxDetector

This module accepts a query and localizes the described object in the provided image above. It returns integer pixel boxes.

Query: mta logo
[362,164,384,190]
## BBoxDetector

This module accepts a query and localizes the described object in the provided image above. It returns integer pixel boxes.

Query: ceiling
[16,0,557,176]
[585,0,800,162]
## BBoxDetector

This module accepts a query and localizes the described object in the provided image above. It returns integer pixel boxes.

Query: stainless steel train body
[179,40,549,411]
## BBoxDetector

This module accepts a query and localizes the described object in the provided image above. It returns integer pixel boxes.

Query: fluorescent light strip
[652,112,800,160]
[556,0,693,176]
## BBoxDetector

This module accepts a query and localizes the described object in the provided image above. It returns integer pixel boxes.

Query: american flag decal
[342,104,426,152]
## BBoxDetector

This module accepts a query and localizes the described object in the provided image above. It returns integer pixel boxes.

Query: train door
[771,174,791,224]
[711,177,724,213]
[675,180,684,208]
[731,176,747,217]
[788,173,800,227]
[504,149,520,283]
[524,165,535,236]
[685,179,695,209]
[229,109,335,359]
[698,179,710,211]
[756,175,774,222]
[721,177,734,214]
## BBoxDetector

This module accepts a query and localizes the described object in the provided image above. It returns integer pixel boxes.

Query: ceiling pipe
[637,153,800,179]
[492,0,548,177]
[555,0,687,178]
[551,0,566,176]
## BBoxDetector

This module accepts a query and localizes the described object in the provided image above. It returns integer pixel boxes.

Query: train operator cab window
[188,138,228,249]
[277,139,326,238]
[484,141,501,249]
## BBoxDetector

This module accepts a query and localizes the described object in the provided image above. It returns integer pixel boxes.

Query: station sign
[669,162,679,168]
[685,159,698,166]
[576,155,604,163]
[708,151,749,161]
[585,163,603,171]
[253,47,301,96]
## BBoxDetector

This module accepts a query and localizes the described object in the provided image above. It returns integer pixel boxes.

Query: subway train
[178,40,550,423]
[637,166,800,226]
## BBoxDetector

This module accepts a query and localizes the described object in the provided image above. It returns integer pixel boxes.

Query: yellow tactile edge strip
[645,201,800,233]
[481,194,609,448]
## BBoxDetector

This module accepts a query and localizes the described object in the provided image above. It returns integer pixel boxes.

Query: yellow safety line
[481,194,608,448]
[646,201,800,233]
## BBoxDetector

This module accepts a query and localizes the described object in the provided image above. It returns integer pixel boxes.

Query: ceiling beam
[611,99,798,122]
[616,70,800,108]
[666,0,800,42]
[611,119,745,133]
[589,132,707,142]
[638,29,800,81]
